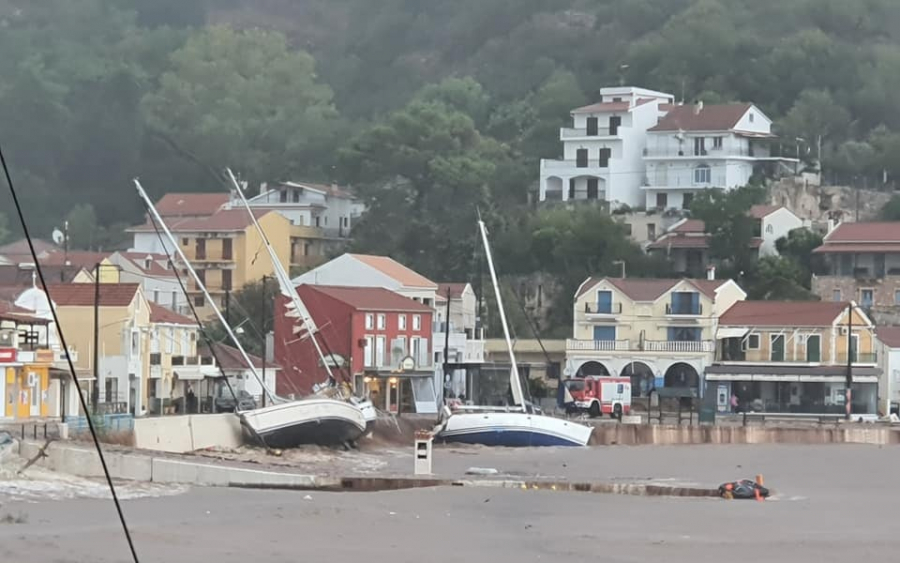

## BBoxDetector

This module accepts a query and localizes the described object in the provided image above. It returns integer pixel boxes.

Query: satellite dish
[51,228,65,245]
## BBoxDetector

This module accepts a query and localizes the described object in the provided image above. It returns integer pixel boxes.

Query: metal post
[225,289,231,327]
[260,276,267,408]
[92,262,100,412]
[846,302,853,420]
[443,286,452,402]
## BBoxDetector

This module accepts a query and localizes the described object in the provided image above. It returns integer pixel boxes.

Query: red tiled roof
[822,222,900,243]
[876,327,900,348]
[149,302,194,325]
[649,103,753,132]
[672,219,706,233]
[45,283,140,307]
[749,205,782,219]
[304,285,433,312]
[571,102,631,114]
[199,341,280,371]
[41,251,111,270]
[719,300,847,327]
[813,243,900,254]
[348,254,437,289]
[128,209,273,233]
[0,238,59,257]
[0,265,84,286]
[436,283,469,300]
[577,277,729,301]
[155,193,229,217]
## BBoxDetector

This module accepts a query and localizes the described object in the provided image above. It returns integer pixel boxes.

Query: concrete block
[620,415,642,425]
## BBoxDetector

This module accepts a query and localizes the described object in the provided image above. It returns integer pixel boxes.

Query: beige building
[147,303,203,415]
[567,276,746,396]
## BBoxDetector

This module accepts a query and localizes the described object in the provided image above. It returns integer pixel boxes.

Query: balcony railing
[584,302,623,315]
[541,159,610,171]
[719,352,878,364]
[643,340,715,353]
[666,303,703,316]
[642,146,759,158]
[566,339,631,351]
[560,127,616,139]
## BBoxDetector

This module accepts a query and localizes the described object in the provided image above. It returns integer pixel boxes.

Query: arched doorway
[621,361,655,397]
[664,363,700,389]
[576,361,610,377]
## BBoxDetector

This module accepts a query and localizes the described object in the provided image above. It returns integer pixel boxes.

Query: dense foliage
[1,0,899,332]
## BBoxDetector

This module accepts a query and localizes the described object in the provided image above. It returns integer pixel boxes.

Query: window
[693,137,706,156]
[375,335,386,367]
[860,289,874,307]
[222,269,232,291]
[770,334,785,362]
[293,190,300,203]
[713,136,723,149]
[609,116,621,136]
[622,223,633,236]
[833,289,842,302]
[668,327,701,342]
[655,192,668,209]
[612,97,622,102]
[576,148,588,168]
[693,164,712,185]
[195,238,206,259]
[413,315,422,330]
[568,178,575,200]
[166,327,174,354]
[194,295,204,307]
[806,334,821,363]
[766,224,774,234]
[172,291,178,308]
[586,117,599,136]
[363,336,374,367]
[682,192,694,210]
[398,315,407,330]
[593,326,616,341]
[279,190,287,203]
[196,269,205,287]
[182,238,189,246]
[376,314,386,330]
[670,292,700,315]
[595,290,613,314]
[598,148,611,168]
[145,258,153,270]
[153,290,159,303]
[222,238,233,260]
[747,334,760,350]
[647,223,656,240]
[365,314,374,329]
[749,112,755,123]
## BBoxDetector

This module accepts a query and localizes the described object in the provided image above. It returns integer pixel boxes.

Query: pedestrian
[730,393,739,413]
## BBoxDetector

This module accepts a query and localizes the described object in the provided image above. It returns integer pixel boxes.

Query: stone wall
[769,176,892,226]
[812,275,900,325]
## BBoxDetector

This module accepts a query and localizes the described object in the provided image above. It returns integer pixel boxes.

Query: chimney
[707,265,716,280]
[694,100,704,115]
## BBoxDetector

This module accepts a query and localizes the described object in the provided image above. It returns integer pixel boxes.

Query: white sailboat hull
[239,398,367,449]
[437,411,592,447]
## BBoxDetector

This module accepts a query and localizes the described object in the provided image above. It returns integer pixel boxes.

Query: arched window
[693,164,711,185]
[766,224,774,234]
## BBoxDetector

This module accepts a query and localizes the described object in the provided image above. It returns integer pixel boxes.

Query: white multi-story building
[108,251,189,315]
[539,87,674,207]
[434,283,485,399]
[540,87,796,209]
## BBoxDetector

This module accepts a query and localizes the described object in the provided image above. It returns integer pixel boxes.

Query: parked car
[214,390,257,413]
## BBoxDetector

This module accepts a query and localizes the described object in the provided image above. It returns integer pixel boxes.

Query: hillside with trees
[1,0,899,333]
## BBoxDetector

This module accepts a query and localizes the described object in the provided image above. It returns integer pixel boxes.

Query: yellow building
[0,305,55,420]
[567,276,746,396]
[129,208,291,318]
[709,300,880,416]
[45,283,151,417]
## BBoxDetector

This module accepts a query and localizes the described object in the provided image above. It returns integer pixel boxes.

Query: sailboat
[435,218,593,447]
[133,180,367,449]
[225,169,377,429]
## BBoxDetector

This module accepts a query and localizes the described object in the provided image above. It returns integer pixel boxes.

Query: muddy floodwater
[2,444,899,562]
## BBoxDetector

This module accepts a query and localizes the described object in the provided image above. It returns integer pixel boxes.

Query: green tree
[65,204,99,250]
[745,256,818,301]
[689,185,767,279]
[776,227,825,282]
[204,278,280,357]
[142,26,340,186]
[779,89,852,168]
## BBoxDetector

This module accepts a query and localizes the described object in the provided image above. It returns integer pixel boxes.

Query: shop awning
[705,373,878,384]
[716,327,749,339]
[174,367,205,381]
[366,370,434,379]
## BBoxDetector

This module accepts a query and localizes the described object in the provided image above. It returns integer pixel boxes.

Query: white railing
[560,127,615,139]
[642,340,715,353]
[566,339,631,351]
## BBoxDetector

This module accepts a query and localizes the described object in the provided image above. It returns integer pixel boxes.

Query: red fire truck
[560,376,632,419]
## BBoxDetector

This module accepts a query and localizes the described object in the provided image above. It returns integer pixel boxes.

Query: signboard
[399,355,416,371]
[716,384,729,413]
[0,348,16,363]
[35,349,55,364]
[318,353,346,368]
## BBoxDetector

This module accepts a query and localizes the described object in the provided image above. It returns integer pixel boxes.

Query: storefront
[705,365,881,416]
[2,356,51,420]
[359,357,437,414]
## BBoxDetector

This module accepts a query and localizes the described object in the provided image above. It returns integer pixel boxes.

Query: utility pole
[92,262,100,412]
[846,302,853,421]
[260,276,267,408]
[442,286,452,402]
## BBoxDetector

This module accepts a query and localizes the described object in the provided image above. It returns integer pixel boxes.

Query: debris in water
[466,467,499,476]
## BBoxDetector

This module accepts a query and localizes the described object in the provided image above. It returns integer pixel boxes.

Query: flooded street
[2,443,899,562]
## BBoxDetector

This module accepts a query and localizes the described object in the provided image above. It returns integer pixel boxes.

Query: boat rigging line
[0,142,140,563]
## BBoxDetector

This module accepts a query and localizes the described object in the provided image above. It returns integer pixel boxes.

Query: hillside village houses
[539,86,798,210]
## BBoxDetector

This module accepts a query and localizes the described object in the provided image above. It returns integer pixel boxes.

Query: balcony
[643,340,715,353]
[584,302,623,316]
[643,146,759,159]
[718,352,878,365]
[560,127,617,140]
[541,159,611,173]
[566,339,631,352]
[666,303,703,316]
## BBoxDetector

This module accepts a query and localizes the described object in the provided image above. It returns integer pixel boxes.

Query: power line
[0,143,140,563]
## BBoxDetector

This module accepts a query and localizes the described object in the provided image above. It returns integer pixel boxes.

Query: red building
[273,285,434,413]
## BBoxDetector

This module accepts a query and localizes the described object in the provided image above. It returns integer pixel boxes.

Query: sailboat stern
[240,399,367,449]
[437,411,592,447]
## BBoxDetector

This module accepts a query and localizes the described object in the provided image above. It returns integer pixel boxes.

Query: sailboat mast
[225,169,337,384]
[477,218,525,408]
[133,179,277,404]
